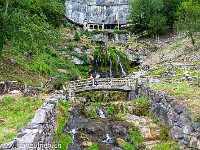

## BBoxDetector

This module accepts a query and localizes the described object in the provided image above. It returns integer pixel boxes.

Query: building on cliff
[65,0,131,31]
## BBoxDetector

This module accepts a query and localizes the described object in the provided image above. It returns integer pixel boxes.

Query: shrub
[92,102,102,108]
[132,98,149,116]
[53,76,65,90]
[68,24,76,30]
[67,43,74,51]
[90,107,97,118]
[108,105,115,115]
[82,44,90,50]
[74,32,80,41]
[129,130,143,149]
[151,141,181,150]
[159,125,171,141]
[88,144,99,150]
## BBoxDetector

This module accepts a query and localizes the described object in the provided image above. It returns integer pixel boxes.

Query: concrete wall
[134,78,200,149]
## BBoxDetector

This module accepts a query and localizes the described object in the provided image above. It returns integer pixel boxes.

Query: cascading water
[94,58,98,74]
[109,52,112,77]
[103,124,113,144]
[95,106,106,118]
[64,105,129,150]
[116,54,127,77]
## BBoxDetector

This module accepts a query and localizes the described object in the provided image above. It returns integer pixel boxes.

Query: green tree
[0,0,64,60]
[128,0,164,36]
[176,0,200,46]
[162,0,183,28]
[148,13,166,41]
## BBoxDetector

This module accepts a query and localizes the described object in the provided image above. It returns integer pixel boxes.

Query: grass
[131,97,149,116]
[151,141,181,150]
[0,96,44,145]
[150,83,200,114]
[54,99,71,150]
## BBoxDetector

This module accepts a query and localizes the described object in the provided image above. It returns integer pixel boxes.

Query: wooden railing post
[111,78,112,86]
[74,81,76,90]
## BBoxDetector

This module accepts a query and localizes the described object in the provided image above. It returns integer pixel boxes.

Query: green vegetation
[90,107,97,118]
[92,102,102,108]
[132,97,149,116]
[120,126,144,150]
[74,32,80,41]
[54,99,71,150]
[108,105,115,115]
[159,125,171,141]
[88,144,99,150]
[72,52,91,64]
[176,0,200,46]
[0,96,44,145]
[58,133,72,150]
[151,141,181,150]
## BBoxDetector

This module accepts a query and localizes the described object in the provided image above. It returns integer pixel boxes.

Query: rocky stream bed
[64,101,161,150]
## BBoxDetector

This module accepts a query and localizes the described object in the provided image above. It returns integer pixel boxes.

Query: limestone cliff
[65,0,131,25]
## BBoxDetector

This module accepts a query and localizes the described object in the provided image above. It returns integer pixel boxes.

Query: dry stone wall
[0,92,66,150]
[135,78,200,149]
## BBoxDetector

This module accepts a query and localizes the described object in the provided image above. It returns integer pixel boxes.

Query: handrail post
[74,81,76,90]
[111,78,112,86]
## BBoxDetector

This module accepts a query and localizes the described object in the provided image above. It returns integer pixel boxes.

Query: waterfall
[69,129,77,144]
[109,52,112,77]
[103,124,113,144]
[94,58,98,74]
[116,54,126,77]
[95,106,106,118]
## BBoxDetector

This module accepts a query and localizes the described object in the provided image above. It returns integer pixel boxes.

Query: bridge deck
[66,78,136,93]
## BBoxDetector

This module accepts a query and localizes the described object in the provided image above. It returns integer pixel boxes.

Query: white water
[116,54,126,77]
[103,124,112,144]
[109,52,112,77]
[69,129,77,144]
[95,106,106,118]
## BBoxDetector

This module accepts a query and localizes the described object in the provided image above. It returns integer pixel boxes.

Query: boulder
[115,138,126,147]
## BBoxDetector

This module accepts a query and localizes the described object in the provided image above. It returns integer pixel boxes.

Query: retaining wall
[134,78,200,149]
[0,92,66,150]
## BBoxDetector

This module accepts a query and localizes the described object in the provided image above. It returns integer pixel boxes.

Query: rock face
[65,0,131,25]
[0,94,64,150]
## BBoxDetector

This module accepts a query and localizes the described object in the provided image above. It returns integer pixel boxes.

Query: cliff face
[65,0,131,25]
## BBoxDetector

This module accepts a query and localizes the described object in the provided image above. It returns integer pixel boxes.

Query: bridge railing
[66,77,136,90]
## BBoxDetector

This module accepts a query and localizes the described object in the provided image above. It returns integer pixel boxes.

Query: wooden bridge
[66,78,137,101]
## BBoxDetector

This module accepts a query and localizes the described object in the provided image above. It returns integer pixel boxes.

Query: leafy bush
[108,105,115,115]
[132,98,149,116]
[67,43,74,51]
[82,44,90,50]
[129,130,143,149]
[159,125,171,141]
[90,107,97,118]
[74,32,80,41]
[88,144,99,150]
[92,102,102,108]
[53,76,65,90]
[68,24,76,30]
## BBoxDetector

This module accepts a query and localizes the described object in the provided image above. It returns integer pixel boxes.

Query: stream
[64,105,132,150]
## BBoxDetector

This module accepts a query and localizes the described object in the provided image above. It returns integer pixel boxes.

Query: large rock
[31,109,47,124]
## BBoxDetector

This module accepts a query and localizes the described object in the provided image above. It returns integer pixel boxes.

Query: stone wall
[134,78,200,149]
[65,0,131,25]
[0,93,66,150]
